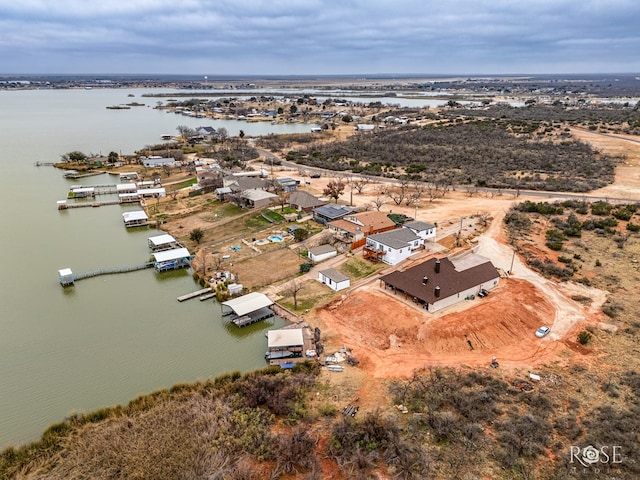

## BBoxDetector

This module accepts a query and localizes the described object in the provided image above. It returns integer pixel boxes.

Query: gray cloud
[0,0,638,74]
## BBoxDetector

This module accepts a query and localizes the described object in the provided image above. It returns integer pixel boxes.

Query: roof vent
[422,276,428,285]
[435,259,441,273]
[435,285,441,297]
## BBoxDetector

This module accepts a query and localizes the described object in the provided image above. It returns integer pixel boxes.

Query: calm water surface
[0,88,301,448]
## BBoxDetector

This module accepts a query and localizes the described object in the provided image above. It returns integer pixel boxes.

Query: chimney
[435,286,441,297]
[435,259,441,274]
[422,276,428,285]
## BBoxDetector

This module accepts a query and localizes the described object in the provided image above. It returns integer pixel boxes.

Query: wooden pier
[58,200,134,210]
[71,262,154,282]
[177,288,212,302]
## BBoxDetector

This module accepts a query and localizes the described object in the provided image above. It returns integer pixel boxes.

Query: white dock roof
[267,328,304,348]
[117,183,138,192]
[122,210,148,221]
[152,247,191,262]
[148,234,176,247]
[222,292,274,317]
[137,187,166,197]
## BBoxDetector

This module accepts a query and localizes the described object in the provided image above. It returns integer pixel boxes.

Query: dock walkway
[177,288,212,302]
[58,200,132,210]
[73,262,154,281]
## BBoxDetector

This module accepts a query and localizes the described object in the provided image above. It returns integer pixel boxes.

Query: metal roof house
[122,210,148,228]
[238,189,278,209]
[276,177,300,192]
[318,268,350,291]
[151,247,192,272]
[313,204,357,225]
[380,254,500,312]
[221,291,275,327]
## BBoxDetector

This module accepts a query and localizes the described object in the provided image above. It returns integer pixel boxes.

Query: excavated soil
[314,277,580,378]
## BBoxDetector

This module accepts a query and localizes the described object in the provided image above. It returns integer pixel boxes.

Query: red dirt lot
[314,277,583,378]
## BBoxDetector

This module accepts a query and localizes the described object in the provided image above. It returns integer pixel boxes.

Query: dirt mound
[314,278,576,378]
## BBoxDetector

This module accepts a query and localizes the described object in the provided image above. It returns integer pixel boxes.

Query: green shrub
[577,330,593,345]
[545,229,565,251]
[627,222,640,232]
[299,263,313,273]
[591,202,613,216]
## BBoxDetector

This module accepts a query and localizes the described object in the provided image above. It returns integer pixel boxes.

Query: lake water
[0,88,306,448]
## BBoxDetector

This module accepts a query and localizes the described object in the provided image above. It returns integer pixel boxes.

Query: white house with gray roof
[365,227,424,265]
[318,268,350,291]
[308,244,337,263]
[402,221,437,241]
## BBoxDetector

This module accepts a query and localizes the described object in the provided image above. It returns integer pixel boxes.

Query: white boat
[265,350,294,360]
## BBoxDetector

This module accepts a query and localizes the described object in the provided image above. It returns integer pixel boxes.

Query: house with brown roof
[379,253,500,312]
[328,211,397,249]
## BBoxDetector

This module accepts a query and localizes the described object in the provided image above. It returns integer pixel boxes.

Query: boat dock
[177,288,212,302]
[232,308,275,327]
[69,184,121,195]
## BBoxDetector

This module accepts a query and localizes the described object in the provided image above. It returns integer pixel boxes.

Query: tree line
[286,121,621,192]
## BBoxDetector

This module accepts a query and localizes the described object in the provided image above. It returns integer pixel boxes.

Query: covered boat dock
[221,292,275,327]
[151,247,192,272]
[122,210,148,227]
[147,233,181,252]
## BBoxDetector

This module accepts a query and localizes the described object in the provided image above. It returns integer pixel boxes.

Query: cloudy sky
[1,0,638,75]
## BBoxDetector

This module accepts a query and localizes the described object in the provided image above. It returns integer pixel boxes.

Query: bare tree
[211,255,223,271]
[352,176,371,194]
[478,213,491,227]
[215,127,229,145]
[372,196,386,211]
[386,178,410,206]
[405,181,425,206]
[287,279,305,310]
[176,125,196,142]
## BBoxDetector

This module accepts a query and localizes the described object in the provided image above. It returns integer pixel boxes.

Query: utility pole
[509,250,515,275]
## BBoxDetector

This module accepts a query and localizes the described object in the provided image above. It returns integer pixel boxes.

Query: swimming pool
[268,235,284,242]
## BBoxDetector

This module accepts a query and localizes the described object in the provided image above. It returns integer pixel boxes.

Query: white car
[535,326,551,338]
